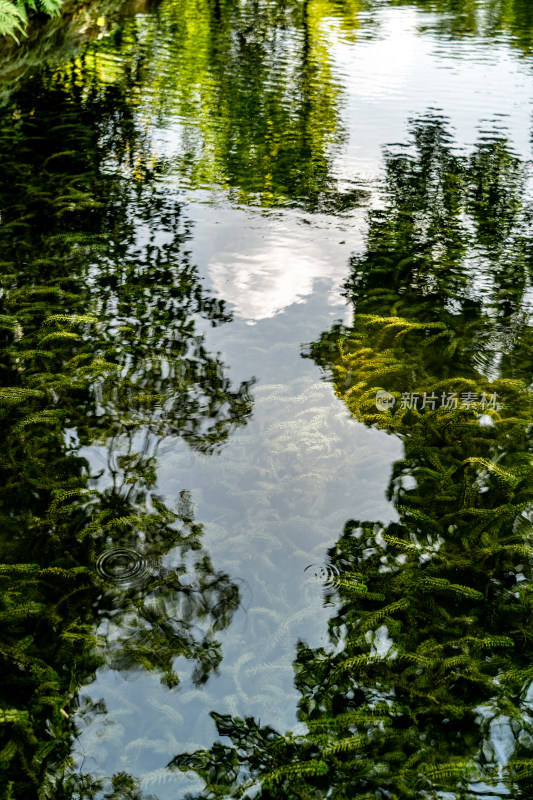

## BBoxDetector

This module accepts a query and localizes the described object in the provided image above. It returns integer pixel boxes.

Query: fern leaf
[0,0,26,40]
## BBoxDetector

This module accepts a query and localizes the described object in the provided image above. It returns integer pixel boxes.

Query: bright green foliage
[1,2,533,797]
[169,117,533,798]
[74,0,367,211]
[0,0,62,39]
[0,0,26,41]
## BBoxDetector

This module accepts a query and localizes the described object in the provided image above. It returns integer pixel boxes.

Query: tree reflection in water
[170,116,533,798]
[0,70,252,798]
[390,0,533,54]
[79,0,368,211]
[0,0,367,791]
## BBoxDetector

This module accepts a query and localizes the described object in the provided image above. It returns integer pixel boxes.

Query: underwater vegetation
[0,65,253,798]
[169,116,533,798]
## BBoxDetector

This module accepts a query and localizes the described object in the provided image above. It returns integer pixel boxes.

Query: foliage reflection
[76,0,368,210]
[391,0,533,53]
[0,69,252,798]
[170,116,533,798]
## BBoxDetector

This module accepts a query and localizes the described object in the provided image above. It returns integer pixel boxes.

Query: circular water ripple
[96,547,152,586]
[303,562,340,586]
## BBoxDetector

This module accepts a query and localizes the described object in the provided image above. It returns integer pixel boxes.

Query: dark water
[1,1,533,797]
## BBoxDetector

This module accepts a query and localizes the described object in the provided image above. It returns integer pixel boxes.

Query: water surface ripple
[1,1,533,798]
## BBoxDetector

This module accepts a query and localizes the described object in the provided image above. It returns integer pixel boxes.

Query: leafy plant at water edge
[0,0,26,40]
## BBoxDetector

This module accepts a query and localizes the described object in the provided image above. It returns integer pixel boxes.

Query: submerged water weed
[0,68,253,797]
[169,117,533,798]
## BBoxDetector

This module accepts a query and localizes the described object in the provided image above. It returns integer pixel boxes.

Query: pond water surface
[2,1,533,798]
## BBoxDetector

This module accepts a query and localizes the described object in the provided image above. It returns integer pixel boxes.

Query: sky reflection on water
[2,0,533,797]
